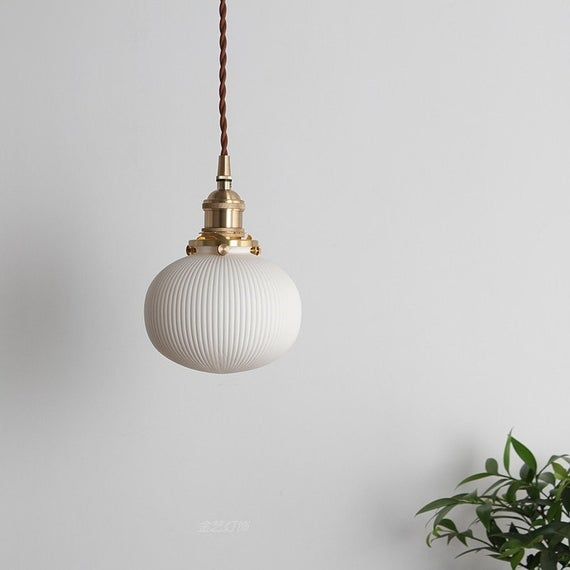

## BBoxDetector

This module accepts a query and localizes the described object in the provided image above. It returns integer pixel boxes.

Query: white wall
[1,1,570,568]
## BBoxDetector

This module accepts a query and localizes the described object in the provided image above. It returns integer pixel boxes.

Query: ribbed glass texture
[144,250,301,373]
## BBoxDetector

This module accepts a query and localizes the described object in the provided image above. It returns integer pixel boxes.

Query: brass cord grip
[187,156,260,256]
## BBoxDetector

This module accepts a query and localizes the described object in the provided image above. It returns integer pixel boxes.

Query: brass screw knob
[217,244,230,256]
[186,245,197,256]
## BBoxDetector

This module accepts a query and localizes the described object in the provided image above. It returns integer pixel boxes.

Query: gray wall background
[1,1,570,568]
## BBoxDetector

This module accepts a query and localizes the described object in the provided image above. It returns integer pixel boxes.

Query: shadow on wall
[0,209,89,392]
[367,438,502,570]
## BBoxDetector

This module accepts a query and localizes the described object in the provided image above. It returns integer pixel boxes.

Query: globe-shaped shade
[144,248,301,373]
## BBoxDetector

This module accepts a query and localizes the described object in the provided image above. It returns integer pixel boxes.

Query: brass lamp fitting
[187,156,260,256]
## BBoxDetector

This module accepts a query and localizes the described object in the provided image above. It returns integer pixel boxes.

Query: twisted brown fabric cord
[219,0,229,155]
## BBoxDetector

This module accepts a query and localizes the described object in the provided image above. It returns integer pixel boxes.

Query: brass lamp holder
[186,156,260,257]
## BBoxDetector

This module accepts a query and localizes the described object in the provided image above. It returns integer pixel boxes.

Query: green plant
[417,433,570,569]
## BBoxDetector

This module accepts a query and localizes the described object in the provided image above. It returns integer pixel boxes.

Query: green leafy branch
[417,433,570,569]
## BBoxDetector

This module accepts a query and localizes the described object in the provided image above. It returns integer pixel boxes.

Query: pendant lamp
[144,0,302,374]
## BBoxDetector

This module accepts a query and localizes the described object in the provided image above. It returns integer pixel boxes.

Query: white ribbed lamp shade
[144,248,301,373]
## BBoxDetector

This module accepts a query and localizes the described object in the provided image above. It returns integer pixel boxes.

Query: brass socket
[187,155,259,255]
[202,189,245,238]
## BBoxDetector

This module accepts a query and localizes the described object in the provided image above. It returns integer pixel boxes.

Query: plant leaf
[555,480,569,502]
[539,472,556,486]
[540,550,556,570]
[511,436,537,473]
[433,505,455,528]
[519,463,534,482]
[504,432,512,474]
[416,498,456,515]
[456,472,494,488]
[548,454,570,466]
[438,518,458,533]
[510,549,524,569]
[455,547,491,559]
[504,480,522,504]
[547,502,562,523]
[482,477,510,497]
[487,519,506,549]
[476,504,493,530]
[486,458,499,475]
[562,487,570,513]
[552,462,568,480]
